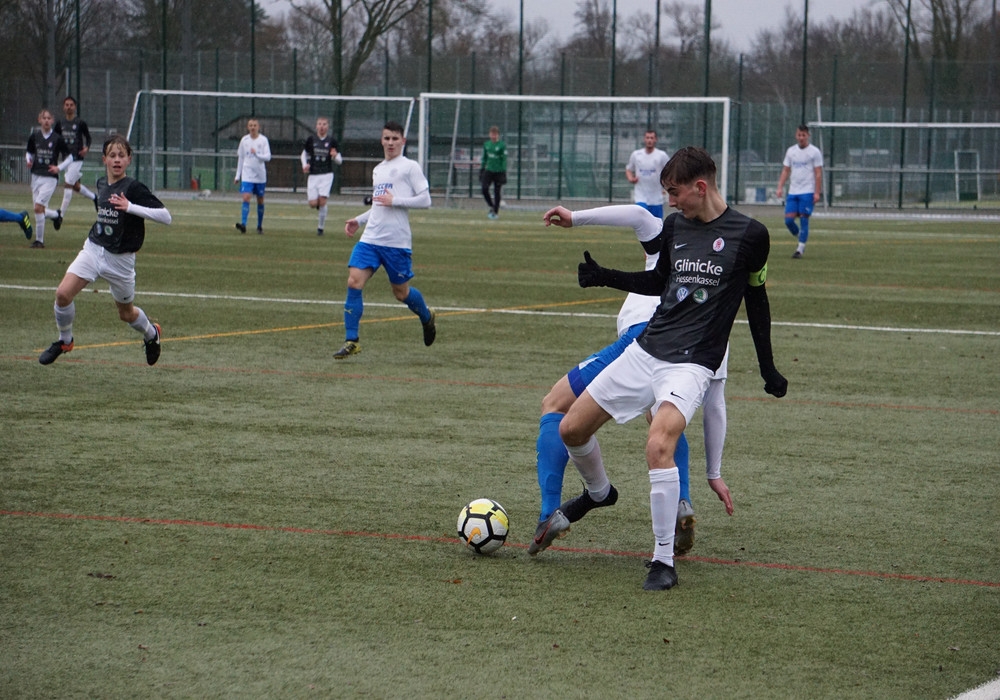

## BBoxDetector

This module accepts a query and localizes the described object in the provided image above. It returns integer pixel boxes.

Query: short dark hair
[797,124,810,133]
[64,95,78,107]
[383,121,405,136]
[660,146,716,188]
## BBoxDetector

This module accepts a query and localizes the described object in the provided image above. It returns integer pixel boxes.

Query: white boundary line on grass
[949,677,1000,700]
[3,284,1000,337]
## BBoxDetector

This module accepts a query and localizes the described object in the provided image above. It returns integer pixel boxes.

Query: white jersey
[570,205,662,337]
[236,134,271,184]
[626,147,670,206]
[358,155,430,249]
[782,143,823,195]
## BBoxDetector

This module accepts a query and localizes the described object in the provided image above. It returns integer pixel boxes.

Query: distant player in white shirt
[776,124,823,258]
[337,121,436,359]
[234,118,271,234]
[625,130,670,219]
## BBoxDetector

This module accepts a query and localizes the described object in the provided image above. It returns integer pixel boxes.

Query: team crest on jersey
[692,288,709,304]
[713,237,725,252]
[676,287,690,302]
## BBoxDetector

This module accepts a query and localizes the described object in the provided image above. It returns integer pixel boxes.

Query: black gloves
[578,251,607,288]
[761,366,788,398]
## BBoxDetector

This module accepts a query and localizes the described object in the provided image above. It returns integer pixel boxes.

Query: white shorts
[587,341,714,426]
[307,173,334,201]
[67,238,137,304]
[31,175,58,206]
[63,160,85,186]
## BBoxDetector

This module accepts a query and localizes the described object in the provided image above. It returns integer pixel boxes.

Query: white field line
[949,677,1000,700]
[4,284,999,337]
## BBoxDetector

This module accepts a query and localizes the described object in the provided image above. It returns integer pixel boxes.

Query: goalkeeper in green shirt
[480,126,507,219]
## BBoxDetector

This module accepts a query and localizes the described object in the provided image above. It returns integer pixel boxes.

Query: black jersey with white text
[55,116,92,159]
[89,176,165,254]
[26,130,70,178]
[303,134,339,175]
[637,208,770,372]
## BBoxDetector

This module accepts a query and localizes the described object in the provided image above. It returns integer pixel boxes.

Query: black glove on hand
[761,366,788,398]
[578,251,606,288]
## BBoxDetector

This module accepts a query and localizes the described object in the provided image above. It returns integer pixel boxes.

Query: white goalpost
[418,93,732,203]
[809,119,1000,205]
[125,89,417,193]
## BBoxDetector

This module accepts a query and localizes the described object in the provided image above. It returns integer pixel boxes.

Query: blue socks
[403,287,431,324]
[257,203,264,229]
[798,215,810,243]
[784,217,799,237]
[536,412,569,520]
[675,432,691,504]
[344,288,363,341]
[241,201,249,226]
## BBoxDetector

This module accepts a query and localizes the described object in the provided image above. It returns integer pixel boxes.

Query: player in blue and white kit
[301,117,342,236]
[337,121,435,359]
[54,96,96,215]
[534,147,787,592]
[625,130,670,218]
[234,118,271,234]
[0,207,33,240]
[25,109,72,248]
[776,124,823,258]
[528,204,730,558]
[38,135,172,366]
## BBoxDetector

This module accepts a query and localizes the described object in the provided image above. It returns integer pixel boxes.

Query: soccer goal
[417,93,732,204]
[125,89,416,193]
[808,119,1000,207]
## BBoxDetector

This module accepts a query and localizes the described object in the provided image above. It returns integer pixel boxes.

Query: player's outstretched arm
[578,251,664,294]
[744,280,787,397]
[543,206,573,227]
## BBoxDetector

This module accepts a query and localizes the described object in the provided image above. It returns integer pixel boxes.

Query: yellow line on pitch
[43,297,623,351]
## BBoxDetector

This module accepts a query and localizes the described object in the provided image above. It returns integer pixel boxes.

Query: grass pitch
[1,190,998,698]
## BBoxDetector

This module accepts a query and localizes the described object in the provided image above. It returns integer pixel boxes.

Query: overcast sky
[492,0,879,52]
[262,0,879,53]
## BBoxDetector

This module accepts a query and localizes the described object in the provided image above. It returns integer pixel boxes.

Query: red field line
[4,509,998,589]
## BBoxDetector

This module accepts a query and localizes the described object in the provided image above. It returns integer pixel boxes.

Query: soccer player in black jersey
[301,117,342,235]
[25,109,71,248]
[38,135,172,366]
[534,147,787,591]
[54,96,96,214]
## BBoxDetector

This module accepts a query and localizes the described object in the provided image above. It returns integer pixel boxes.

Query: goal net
[126,90,416,193]
[808,120,1000,207]
[418,93,732,204]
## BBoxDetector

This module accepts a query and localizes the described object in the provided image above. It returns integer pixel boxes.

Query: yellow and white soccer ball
[457,498,509,554]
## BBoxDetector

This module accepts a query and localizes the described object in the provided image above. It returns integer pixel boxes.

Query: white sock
[34,214,45,243]
[565,436,610,501]
[797,243,805,253]
[55,301,75,342]
[45,207,60,219]
[318,204,328,230]
[128,307,154,339]
[649,468,680,565]
[60,189,73,213]
[79,184,96,200]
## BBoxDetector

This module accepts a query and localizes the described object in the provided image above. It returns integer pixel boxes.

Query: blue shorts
[785,193,814,218]
[347,241,414,285]
[636,202,664,219]
[240,181,266,197]
[567,322,647,397]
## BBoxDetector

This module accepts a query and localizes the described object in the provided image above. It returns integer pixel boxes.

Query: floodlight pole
[898,0,912,209]
[702,0,711,146]
[800,0,808,125]
[517,0,523,200]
